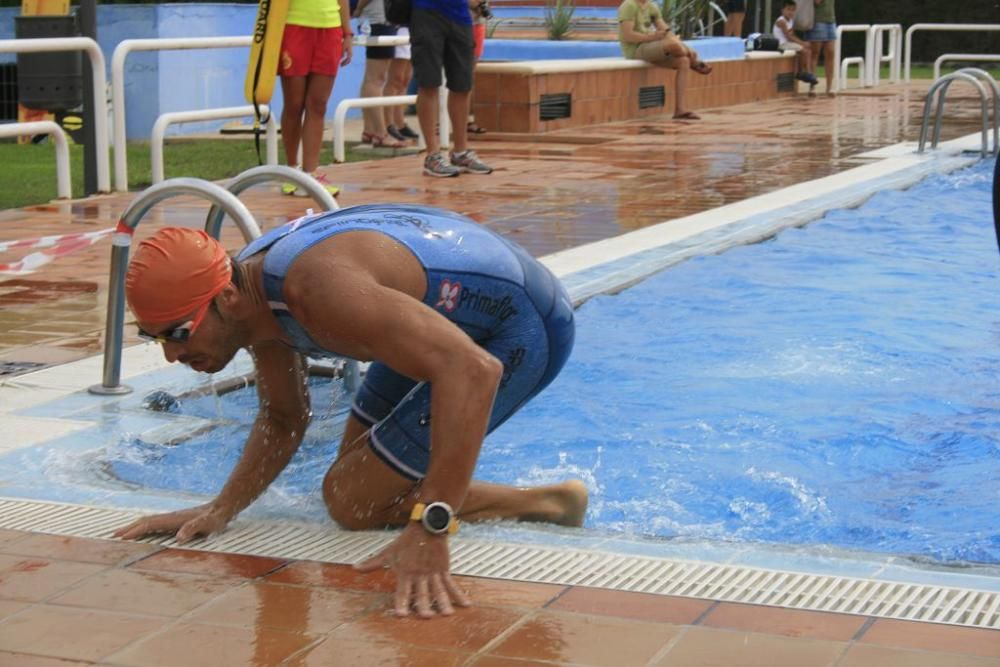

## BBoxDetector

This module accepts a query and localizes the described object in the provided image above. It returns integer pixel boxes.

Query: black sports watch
[410,501,458,535]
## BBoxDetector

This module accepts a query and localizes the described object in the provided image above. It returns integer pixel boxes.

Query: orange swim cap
[125,227,232,326]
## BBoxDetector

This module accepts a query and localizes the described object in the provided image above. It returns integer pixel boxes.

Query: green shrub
[544,0,575,41]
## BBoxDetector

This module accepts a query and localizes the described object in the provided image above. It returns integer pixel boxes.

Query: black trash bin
[15,15,83,112]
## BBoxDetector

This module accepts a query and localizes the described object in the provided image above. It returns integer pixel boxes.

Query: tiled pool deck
[1,81,998,665]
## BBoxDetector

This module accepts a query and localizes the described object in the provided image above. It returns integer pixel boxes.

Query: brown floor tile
[48,568,239,617]
[129,547,287,579]
[0,530,27,549]
[489,610,681,666]
[0,604,167,661]
[331,605,526,652]
[0,555,106,602]
[653,627,847,667]
[0,600,28,623]
[2,534,158,566]
[838,644,1000,667]
[266,560,396,593]
[701,602,867,641]
[286,637,470,666]
[860,619,1000,658]
[549,587,712,625]
[187,581,379,633]
[106,621,317,667]
[0,653,92,666]
[454,576,566,609]
[470,657,569,667]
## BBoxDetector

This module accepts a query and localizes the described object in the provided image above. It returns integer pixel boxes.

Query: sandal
[372,134,406,149]
[467,122,487,135]
[691,60,713,75]
[672,111,701,120]
[360,131,377,145]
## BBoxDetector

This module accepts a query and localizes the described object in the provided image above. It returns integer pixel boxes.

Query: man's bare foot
[526,480,589,526]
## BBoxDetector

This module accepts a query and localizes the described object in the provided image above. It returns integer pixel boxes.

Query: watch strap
[409,502,459,534]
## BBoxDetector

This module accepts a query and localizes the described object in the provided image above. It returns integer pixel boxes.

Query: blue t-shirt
[413,0,472,26]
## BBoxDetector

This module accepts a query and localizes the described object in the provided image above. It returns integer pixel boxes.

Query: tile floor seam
[850,616,878,641]
[643,623,693,666]
[541,584,575,609]
[461,607,544,665]
[690,599,720,626]
[828,637,857,667]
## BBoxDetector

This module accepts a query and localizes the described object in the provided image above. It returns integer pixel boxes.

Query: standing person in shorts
[411,0,493,177]
[722,0,745,38]
[618,0,713,121]
[278,0,352,196]
[805,0,837,96]
[384,27,420,143]
[354,0,406,148]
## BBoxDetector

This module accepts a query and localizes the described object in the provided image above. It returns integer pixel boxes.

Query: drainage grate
[0,497,997,630]
[0,361,47,377]
[638,85,665,109]
[776,72,796,93]
[540,93,572,121]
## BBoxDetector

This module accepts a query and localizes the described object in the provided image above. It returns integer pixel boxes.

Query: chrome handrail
[918,72,991,158]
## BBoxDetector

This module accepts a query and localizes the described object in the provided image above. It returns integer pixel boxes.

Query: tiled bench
[472,51,798,133]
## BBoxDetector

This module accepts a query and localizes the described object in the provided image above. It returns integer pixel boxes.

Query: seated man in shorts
[618,0,713,121]
[114,205,588,618]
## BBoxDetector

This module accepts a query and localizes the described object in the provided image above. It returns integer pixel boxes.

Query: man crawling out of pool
[113,205,588,618]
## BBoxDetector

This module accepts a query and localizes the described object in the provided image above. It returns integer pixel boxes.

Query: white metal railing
[0,121,71,199]
[934,54,1000,80]
[918,70,995,157]
[840,57,865,90]
[111,37,252,192]
[905,24,1000,82]
[0,37,110,192]
[333,94,419,163]
[151,105,277,184]
[867,23,902,87]
[833,25,870,93]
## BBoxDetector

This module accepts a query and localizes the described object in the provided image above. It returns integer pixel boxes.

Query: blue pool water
[6,161,999,565]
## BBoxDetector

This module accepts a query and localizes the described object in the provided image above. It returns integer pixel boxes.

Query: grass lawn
[0,137,387,210]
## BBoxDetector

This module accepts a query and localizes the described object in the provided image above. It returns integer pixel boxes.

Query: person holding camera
[411,0,493,176]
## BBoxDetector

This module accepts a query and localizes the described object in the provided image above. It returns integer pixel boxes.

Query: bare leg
[280,75,307,167]
[822,40,835,94]
[300,73,334,173]
[672,55,691,116]
[361,58,392,138]
[448,90,470,154]
[383,58,411,129]
[417,85,439,154]
[323,416,588,530]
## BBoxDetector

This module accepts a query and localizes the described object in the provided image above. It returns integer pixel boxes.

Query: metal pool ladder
[918,67,1000,158]
[89,166,359,396]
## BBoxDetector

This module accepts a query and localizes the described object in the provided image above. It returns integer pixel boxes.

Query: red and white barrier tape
[0,228,114,276]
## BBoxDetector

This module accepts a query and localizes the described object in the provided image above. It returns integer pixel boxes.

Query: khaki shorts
[780,42,803,52]
[633,41,678,67]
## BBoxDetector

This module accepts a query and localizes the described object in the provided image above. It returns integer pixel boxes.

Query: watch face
[424,504,451,532]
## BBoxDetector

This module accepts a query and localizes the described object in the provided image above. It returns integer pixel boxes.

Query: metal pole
[78,0,98,196]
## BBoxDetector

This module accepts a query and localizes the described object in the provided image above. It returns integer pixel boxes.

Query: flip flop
[467,123,488,134]
[691,61,713,75]
[672,111,701,120]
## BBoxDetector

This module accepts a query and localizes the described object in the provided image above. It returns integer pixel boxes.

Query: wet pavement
[1,80,998,665]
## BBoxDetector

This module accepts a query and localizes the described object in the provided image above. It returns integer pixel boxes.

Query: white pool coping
[0,132,997,616]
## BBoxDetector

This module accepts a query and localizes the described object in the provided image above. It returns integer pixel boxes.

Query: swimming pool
[1,159,997,568]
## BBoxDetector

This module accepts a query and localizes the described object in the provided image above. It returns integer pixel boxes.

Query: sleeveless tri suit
[237,204,575,480]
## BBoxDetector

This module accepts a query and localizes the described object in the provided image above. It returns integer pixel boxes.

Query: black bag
[385,0,411,26]
[745,33,780,52]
